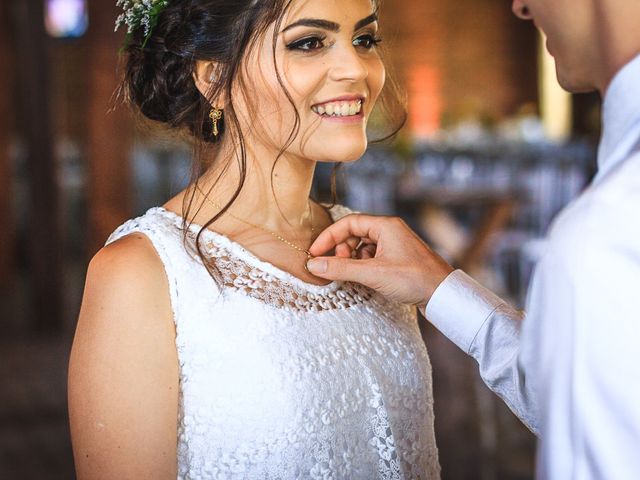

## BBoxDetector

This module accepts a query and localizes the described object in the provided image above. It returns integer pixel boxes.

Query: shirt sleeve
[424,270,539,435]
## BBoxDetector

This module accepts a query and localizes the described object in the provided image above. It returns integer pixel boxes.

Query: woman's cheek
[286,62,323,104]
[369,60,386,110]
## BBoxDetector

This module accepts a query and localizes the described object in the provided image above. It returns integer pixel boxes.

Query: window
[45,0,88,38]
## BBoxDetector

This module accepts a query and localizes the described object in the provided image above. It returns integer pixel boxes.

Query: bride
[70,0,449,478]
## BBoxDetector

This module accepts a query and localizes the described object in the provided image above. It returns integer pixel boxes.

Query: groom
[308,0,640,478]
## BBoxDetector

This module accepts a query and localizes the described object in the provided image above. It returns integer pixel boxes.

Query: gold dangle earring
[209,107,223,137]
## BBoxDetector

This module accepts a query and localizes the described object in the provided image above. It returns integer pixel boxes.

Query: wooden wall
[0,0,14,288]
[85,0,133,256]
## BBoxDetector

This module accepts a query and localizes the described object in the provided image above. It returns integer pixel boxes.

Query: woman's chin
[314,140,368,163]
[317,152,366,164]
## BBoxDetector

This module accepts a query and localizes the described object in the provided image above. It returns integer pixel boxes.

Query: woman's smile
[311,95,365,123]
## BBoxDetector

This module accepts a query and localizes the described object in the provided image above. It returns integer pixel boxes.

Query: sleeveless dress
[105,205,440,480]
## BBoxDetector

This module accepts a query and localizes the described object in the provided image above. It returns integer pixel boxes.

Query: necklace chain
[195,185,316,259]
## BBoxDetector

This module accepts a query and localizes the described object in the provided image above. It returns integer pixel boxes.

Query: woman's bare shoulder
[89,230,170,293]
[69,233,178,479]
[79,231,176,342]
[93,230,162,271]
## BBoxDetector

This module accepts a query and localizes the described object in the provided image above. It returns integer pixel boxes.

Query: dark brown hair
[118,0,406,282]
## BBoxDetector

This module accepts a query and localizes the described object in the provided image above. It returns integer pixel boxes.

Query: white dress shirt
[425,53,640,479]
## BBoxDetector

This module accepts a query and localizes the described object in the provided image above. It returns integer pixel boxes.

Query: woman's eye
[286,36,326,52]
[353,34,382,50]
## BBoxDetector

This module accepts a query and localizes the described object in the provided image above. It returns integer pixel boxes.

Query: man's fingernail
[307,258,327,274]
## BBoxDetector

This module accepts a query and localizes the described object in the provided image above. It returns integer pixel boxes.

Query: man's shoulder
[597,147,640,200]
[545,155,640,271]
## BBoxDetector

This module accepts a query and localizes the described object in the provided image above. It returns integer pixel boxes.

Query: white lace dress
[105,205,440,480]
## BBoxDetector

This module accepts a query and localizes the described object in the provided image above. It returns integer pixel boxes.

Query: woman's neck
[195,141,319,234]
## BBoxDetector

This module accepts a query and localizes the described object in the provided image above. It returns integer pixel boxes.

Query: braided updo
[120,0,288,143]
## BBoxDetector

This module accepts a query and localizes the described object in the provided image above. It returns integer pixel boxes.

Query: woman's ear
[192,60,219,103]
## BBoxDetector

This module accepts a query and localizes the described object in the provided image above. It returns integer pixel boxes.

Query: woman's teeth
[312,100,362,117]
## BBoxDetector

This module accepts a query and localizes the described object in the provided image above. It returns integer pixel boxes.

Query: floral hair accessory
[115,0,169,48]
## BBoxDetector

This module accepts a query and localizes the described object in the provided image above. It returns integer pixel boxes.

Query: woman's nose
[512,0,532,20]
[329,45,369,83]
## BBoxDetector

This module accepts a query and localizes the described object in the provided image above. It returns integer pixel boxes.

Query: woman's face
[234,0,385,164]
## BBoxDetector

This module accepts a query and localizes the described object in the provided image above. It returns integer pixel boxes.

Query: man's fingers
[335,237,362,258]
[309,214,383,256]
[306,256,379,286]
[356,244,377,259]
[335,243,352,258]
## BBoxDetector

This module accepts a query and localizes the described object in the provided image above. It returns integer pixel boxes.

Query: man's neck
[595,0,640,95]
[595,49,640,176]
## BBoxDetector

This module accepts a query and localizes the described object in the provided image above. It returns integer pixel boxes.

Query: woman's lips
[311,97,365,123]
[314,109,365,124]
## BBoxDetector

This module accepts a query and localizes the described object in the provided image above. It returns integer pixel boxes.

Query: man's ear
[192,60,219,102]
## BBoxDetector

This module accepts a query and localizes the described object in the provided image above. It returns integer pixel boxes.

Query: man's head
[512,0,640,94]
[512,0,600,93]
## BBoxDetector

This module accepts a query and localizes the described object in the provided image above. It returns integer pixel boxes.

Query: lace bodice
[105,205,440,479]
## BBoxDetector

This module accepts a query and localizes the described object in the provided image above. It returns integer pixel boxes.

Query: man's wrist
[420,265,455,305]
[424,270,505,353]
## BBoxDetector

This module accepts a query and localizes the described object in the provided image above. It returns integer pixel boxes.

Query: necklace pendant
[304,253,314,273]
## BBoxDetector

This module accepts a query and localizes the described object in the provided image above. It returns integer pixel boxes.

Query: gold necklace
[195,185,317,260]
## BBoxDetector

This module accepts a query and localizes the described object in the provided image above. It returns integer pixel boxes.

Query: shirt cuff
[424,270,507,354]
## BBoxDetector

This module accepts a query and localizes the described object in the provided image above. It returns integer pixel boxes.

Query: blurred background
[0,0,601,478]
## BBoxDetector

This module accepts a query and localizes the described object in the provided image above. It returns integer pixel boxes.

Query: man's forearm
[425,270,538,434]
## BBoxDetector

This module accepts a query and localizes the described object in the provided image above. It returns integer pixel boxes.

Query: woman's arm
[68,234,179,480]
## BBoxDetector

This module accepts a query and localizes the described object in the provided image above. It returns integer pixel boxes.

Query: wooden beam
[12,0,63,331]
[0,0,14,288]
[85,0,133,257]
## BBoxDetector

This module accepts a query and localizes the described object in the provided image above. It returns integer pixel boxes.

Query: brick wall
[380,0,539,134]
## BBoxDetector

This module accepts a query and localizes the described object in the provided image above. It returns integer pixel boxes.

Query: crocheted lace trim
[188,235,376,313]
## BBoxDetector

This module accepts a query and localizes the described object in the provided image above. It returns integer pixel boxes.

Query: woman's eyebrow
[281,13,378,34]
[354,13,378,31]
[282,19,340,33]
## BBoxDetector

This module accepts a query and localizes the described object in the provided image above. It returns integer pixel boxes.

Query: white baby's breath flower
[114,0,169,43]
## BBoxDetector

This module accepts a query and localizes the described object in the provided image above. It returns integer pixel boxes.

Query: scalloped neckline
[151,205,344,294]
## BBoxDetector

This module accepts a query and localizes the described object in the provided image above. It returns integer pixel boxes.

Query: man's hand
[307,214,454,306]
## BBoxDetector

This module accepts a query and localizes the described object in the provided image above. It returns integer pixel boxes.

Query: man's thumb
[306,256,376,285]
